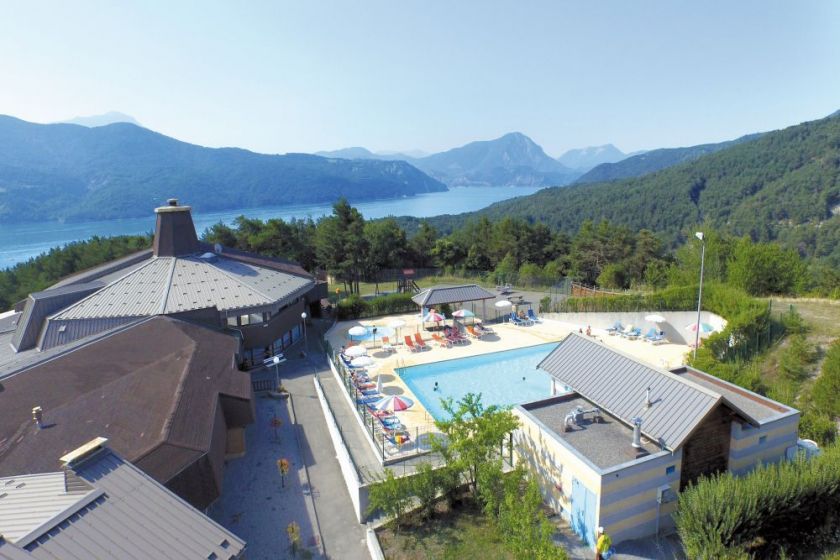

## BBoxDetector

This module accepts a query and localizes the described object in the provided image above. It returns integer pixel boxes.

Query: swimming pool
[397,342,560,420]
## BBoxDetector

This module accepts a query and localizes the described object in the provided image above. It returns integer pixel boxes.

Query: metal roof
[54,257,174,320]
[1,447,245,559]
[412,284,497,307]
[52,254,313,320]
[671,366,796,424]
[537,333,722,450]
[0,472,97,543]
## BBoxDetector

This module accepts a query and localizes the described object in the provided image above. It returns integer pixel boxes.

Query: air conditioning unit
[657,485,677,504]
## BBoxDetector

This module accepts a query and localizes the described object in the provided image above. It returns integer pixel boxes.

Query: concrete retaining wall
[542,311,726,345]
[366,527,385,560]
[313,376,368,523]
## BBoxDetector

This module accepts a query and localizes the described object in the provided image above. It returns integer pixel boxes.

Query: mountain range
[575,133,764,184]
[318,132,582,187]
[0,116,446,223]
[406,114,840,265]
[60,111,140,128]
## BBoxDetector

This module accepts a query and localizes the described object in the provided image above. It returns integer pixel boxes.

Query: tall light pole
[301,311,308,355]
[694,232,706,360]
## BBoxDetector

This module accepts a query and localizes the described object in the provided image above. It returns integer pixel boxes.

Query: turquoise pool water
[397,342,560,420]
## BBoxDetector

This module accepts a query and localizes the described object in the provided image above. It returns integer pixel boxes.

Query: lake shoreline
[0,186,543,269]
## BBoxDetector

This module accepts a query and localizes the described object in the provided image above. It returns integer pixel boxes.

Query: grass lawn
[376,501,513,560]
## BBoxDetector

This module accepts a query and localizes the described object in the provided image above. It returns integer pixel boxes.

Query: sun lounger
[432,333,452,347]
[381,336,395,353]
[510,313,531,326]
[356,395,379,405]
[622,327,641,340]
[606,322,623,336]
[466,326,483,339]
[476,324,494,335]
[404,335,419,352]
[413,333,430,350]
[446,328,467,345]
[644,328,668,345]
[527,309,542,323]
[619,325,635,338]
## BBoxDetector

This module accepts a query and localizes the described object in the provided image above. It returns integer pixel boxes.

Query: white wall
[542,311,726,345]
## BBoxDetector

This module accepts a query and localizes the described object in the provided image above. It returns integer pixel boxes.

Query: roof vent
[645,387,652,408]
[563,405,603,432]
[168,198,178,206]
[32,406,43,430]
[60,437,109,467]
[632,417,643,448]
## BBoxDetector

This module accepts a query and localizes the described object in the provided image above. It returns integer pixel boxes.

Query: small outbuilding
[514,333,801,548]
[411,284,497,320]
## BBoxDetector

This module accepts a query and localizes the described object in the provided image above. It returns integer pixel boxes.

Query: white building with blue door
[512,333,802,547]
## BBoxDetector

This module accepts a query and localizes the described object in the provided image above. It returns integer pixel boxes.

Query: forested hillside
[575,133,762,184]
[0,116,446,223]
[409,115,840,266]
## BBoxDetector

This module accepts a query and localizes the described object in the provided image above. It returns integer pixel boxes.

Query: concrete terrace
[325,313,691,442]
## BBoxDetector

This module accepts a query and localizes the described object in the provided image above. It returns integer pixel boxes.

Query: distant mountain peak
[60,111,140,128]
[556,144,627,172]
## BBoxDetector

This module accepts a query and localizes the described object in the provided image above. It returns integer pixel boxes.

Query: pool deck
[325,314,690,437]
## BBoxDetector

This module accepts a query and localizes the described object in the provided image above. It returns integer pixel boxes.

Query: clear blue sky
[1,1,838,156]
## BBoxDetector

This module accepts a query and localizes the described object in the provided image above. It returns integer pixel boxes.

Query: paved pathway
[210,331,369,560]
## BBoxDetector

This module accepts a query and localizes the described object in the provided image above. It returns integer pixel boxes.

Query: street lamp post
[301,311,308,355]
[694,232,706,360]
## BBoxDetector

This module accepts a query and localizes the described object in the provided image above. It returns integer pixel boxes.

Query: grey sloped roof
[537,333,722,450]
[412,284,497,307]
[54,258,174,320]
[51,254,313,321]
[3,447,244,559]
[0,472,98,543]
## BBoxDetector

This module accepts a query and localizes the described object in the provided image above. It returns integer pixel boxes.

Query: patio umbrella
[348,325,367,339]
[685,322,716,334]
[344,345,367,358]
[452,309,475,318]
[423,311,445,322]
[645,314,667,323]
[388,318,406,339]
[372,395,414,412]
[494,300,512,308]
[350,356,375,368]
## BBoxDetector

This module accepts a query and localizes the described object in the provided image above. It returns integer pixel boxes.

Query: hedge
[675,443,840,559]
[335,292,416,320]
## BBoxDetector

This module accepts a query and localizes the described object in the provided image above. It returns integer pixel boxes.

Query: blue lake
[0,186,542,269]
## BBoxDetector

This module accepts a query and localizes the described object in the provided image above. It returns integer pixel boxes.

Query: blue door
[571,478,597,548]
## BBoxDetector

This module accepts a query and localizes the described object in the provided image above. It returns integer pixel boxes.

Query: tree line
[203,198,830,297]
[1,197,833,312]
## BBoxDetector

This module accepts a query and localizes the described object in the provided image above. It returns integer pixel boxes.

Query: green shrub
[335,292,416,319]
[367,469,414,530]
[675,444,840,559]
[812,341,840,420]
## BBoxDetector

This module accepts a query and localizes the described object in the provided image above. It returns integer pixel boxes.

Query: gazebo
[411,284,497,324]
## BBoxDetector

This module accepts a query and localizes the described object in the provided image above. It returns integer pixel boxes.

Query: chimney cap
[154,199,192,214]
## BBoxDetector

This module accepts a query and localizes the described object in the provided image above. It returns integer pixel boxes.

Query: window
[226,316,238,327]
[666,465,676,475]
[759,435,767,445]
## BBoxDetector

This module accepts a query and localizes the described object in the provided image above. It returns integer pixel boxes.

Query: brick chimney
[153,198,201,257]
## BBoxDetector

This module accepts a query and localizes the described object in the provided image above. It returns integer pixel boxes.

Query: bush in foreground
[675,443,840,559]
